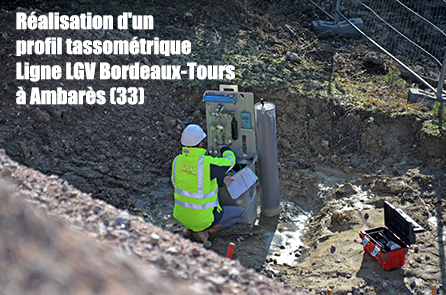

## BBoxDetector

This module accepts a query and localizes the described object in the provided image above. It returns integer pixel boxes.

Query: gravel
[0,150,305,295]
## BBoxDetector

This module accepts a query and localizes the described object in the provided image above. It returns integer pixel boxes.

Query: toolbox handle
[219,84,238,92]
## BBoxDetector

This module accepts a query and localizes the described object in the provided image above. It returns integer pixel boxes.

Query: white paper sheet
[225,167,258,199]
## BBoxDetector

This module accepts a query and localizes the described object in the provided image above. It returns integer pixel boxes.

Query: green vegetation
[421,101,446,137]
[432,101,446,120]
[384,66,406,89]
[421,119,445,137]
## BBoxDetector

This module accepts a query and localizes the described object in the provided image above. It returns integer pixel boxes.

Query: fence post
[436,48,446,126]
[334,0,341,25]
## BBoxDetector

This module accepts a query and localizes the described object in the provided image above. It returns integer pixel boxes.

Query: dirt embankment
[0,151,305,295]
[0,7,209,217]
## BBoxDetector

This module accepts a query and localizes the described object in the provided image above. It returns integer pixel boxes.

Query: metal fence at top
[308,0,446,98]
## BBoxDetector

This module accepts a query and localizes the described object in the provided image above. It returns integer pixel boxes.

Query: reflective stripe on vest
[224,153,235,167]
[174,187,218,199]
[175,198,218,210]
[197,156,204,192]
[172,156,179,184]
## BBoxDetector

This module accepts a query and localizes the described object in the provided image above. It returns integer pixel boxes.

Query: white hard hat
[181,124,207,146]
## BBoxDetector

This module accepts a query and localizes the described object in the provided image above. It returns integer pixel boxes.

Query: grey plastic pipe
[255,100,280,217]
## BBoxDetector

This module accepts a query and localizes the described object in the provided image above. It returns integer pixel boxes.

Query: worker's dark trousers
[208,206,243,229]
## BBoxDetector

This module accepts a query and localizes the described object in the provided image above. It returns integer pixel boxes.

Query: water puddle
[264,182,373,266]
[136,174,375,269]
[263,202,310,266]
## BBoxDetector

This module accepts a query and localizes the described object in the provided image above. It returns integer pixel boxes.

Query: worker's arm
[210,146,235,183]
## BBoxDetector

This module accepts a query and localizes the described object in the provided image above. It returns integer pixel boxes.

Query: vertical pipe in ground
[255,100,280,217]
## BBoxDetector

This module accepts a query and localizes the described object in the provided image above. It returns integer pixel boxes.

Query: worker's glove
[220,145,232,154]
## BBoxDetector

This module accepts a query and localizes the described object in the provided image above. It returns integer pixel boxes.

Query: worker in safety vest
[171,124,243,247]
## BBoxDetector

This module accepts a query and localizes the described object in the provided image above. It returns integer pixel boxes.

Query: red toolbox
[359,201,424,270]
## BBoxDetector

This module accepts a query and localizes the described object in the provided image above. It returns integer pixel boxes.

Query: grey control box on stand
[203,85,258,224]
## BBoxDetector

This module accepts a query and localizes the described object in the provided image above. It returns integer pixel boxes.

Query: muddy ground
[1,3,446,295]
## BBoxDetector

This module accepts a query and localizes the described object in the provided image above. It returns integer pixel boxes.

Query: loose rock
[285,52,302,63]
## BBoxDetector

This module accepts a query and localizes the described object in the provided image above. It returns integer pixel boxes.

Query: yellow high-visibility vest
[171,147,235,231]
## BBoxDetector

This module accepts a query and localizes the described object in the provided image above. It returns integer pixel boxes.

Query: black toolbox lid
[384,201,424,246]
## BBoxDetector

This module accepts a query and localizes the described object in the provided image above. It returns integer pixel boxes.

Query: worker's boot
[193,230,211,248]
[182,228,192,238]
[192,224,222,248]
